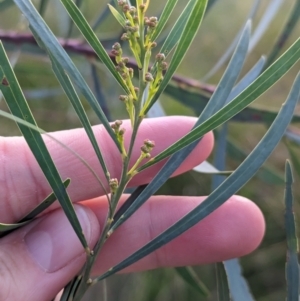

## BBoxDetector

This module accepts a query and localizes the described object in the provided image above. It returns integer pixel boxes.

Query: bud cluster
[111,120,125,136]
[140,53,168,115]
[141,139,155,158]
[115,57,134,81]
[111,120,127,156]
[109,1,168,122]
[111,43,138,120]
[145,16,158,34]
[109,178,119,194]
[128,138,155,177]
[111,42,122,64]
[117,1,143,68]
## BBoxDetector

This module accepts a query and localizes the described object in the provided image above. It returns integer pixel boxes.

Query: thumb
[0,205,100,301]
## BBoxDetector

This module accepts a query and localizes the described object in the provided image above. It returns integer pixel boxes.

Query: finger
[0,195,264,301]
[0,116,214,223]
[0,205,100,301]
[83,195,265,274]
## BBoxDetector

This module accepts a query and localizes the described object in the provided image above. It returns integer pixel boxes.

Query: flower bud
[141,139,155,154]
[111,120,123,131]
[111,49,120,56]
[129,6,136,15]
[128,68,134,78]
[122,4,129,12]
[121,33,130,41]
[119,128,126,136]
[121,72,128,79]
[115,120,123,127]
[127,26,138,33]
[141,145,149,154]
[122,57,129,64]
[161,62,168,70]
[139,4,145,11]
[150,42,157,48]
[112,42,121,50]
[155,53,165,62]
[149,16,158,23]
[133,16,139,24]
[109,178,119,193]
[119,95,128,102]
[144,139,155,149]
[118,61,125,69]
[145,72,154,82]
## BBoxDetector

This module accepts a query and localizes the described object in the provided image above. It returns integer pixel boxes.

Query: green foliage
[284,160,299,301]
[0,0,299,300]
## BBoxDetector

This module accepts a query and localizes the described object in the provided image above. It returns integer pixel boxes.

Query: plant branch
[0,30,215,95]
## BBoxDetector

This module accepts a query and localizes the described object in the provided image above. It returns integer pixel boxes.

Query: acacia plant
[0,0,300,300]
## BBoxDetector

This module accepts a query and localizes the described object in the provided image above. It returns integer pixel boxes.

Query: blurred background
[0,0,300,300]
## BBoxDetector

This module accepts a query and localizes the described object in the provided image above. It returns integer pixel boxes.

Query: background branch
[0,30,215,95]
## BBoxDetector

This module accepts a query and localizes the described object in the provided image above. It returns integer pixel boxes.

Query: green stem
[70,5,150,298]
[73,116,144,300]
[73,162,130,300]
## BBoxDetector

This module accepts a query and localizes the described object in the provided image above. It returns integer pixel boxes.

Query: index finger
[0,116,214,223]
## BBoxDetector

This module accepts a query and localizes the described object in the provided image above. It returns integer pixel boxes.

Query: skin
[0,116,265,301]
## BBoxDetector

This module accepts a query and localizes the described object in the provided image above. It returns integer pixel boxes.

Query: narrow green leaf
[107,4,127,28]
[0,0,14,10]
[13,0,121,151]
[206,0,219,11]
[96,72,300,279]
[60,0,129,94]
[285,129,300,145]
[109,23,263,233]
[39,0,49,16]
[284,160,299,301]
[150,0,178,42]
[216,263,230,301]
[202,0,260,81]
[175,266,210,296]
[140,38,300,170]
[50,55,110,183]
[212,124,227,188]
[19,179,71,222]
[226,56,266,103]
[265,0,300,68]
[227,139,284,185]
[92,0,116,30]
[0,220,31,233]
[66,0,84,38]
[0,108,108,204]
[0,42,88,250]
[112,184,147,227]
[60,276,83,301]
[157,0,197,58]
[28,27,111,186]
[199,21,251,122]
[193,163,232,175]
[223,259,254,301]
[0,179,70,238]
[145,0,208,113]
[166,84,300,124]
[90,63,111,120]
[248,0,284,52]
[285,142,300,179]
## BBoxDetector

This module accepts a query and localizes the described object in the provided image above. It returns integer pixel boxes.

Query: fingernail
[25,206,92,273]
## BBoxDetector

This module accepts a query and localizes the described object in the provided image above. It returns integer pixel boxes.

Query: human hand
[0,116,265,301]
